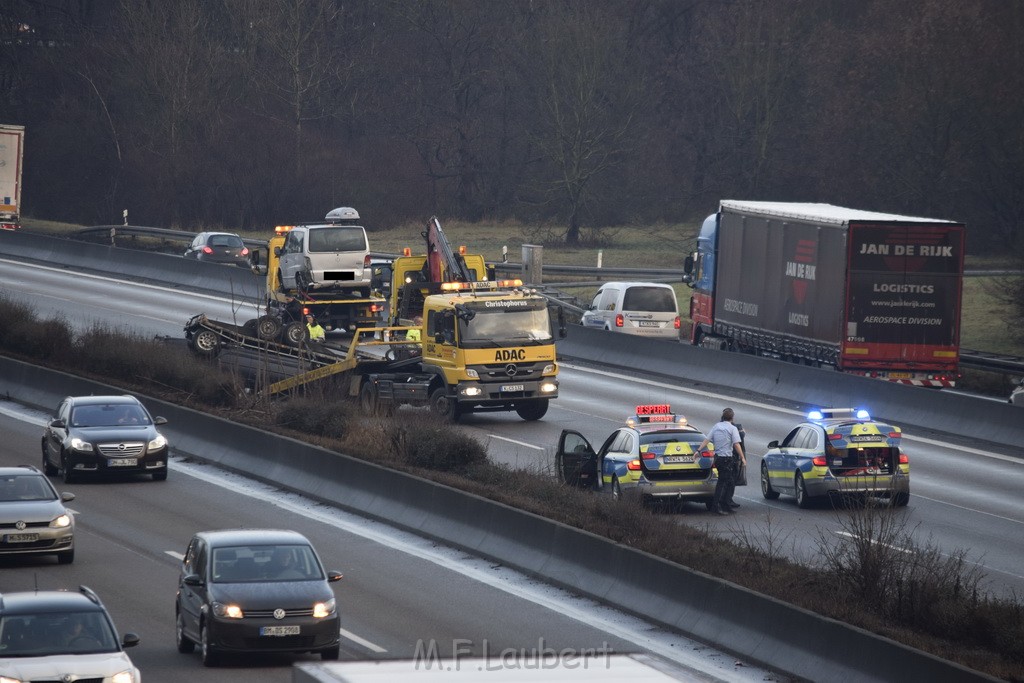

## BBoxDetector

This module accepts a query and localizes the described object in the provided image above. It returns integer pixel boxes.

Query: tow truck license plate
[5,533,39,543]
[261,625,300,636]
[637,321,659,327]
[501,384,525,392]
[108,458,138,467]
[663,455,694,463]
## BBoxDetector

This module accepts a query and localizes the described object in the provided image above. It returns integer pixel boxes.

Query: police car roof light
[855,409,871,420]
[807,409,824,420]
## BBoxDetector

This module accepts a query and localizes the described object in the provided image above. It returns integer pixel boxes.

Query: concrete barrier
[0,230,263,300]
[558,325,1024,449]
[0,355,999,682]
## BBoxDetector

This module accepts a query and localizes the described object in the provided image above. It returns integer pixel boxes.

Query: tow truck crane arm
[423,215,473,283]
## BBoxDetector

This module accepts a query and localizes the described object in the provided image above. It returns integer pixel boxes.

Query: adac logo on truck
[494,348,526,361]
[785,239,817,305]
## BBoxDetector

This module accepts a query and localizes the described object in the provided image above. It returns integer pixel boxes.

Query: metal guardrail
[68,225,1024,375]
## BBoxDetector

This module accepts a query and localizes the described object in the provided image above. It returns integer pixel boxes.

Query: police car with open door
[555,405,718,509]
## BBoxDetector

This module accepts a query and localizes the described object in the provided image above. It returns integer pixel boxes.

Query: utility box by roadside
[522,244,543,285]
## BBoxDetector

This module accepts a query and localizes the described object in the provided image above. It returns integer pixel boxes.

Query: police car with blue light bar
[760,408,910,508]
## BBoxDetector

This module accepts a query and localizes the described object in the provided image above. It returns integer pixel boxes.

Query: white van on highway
[580,281,680,340]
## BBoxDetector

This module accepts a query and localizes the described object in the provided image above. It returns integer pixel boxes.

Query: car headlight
[50,513,72,528]
[313,597,336,619]
[1,675,24,683]
[148,433,168,450]
[70,437,92,451]
[111,670,137,683]
[465,368,479,379]
[212,602,244,619]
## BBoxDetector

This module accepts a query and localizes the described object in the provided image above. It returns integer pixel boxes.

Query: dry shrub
[385,412,485,471]
[271,397,355,439]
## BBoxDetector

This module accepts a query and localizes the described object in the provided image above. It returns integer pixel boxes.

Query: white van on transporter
[275,207,372,294]
[580,281,681,339]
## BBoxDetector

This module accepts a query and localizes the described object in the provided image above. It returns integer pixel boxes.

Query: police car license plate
[261,625,300,636]
[501,384,525,392]
[663,455,694,463]
[5,533,38,543]
[108,458,138,467]
[637,321,659,327]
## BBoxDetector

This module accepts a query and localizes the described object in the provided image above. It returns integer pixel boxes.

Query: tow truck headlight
[542,363,555,375]
[465,368,479,379]
[462,386,482,397]
[70,437,92,451]
[148,434,168,450]
[540,381,558,393]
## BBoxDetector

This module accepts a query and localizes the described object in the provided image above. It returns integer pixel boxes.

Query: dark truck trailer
[684,201,964,387]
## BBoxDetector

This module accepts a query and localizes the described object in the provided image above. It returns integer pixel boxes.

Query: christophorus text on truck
[682,201,965,387]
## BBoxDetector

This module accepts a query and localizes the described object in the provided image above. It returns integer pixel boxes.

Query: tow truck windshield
[458,301,552,346]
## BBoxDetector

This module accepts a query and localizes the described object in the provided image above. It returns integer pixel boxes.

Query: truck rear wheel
[515,399,548,421]
[257,315,282,341]
[188,329,221,358]
[429,387,461,422]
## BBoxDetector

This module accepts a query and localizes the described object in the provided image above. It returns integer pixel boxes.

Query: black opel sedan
[175,529,343,667]
[41,395,170,483]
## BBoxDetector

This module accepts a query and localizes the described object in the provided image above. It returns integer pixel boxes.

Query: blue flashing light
[807,410,824,420]
[855,409,871,420]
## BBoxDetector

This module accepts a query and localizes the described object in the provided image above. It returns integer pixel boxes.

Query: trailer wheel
[257,315,282,341]
[241,319,259,338]
[515,399,548,421]
[283,321,308,346]
[429,387,461,422]
[188,328,221,358]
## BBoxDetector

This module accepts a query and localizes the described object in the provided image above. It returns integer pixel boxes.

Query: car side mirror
[768,440,780,449]
[154,416,168,425]
[274,246,283,257]
[60,492,75,502]
[327,570,344,583]
[49,418,66,429]
[183,573,203,587]
[122,633,141,648]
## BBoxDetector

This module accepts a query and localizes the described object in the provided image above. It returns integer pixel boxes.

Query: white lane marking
[834,530,913,554]
[559,362,1023,462]
[338,626,388,653]
[166,551,184,561]
[488,434,543,450]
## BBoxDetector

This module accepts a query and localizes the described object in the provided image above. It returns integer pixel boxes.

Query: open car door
[556,430,597,488]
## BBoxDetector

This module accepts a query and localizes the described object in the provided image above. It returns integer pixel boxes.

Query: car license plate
[889,372,912,379]
[260,625,300,636]
[108,458,138,467]
[637,321,659,327]
[5,533,39,543]
[501,384,524,392]
[663,455,694,463]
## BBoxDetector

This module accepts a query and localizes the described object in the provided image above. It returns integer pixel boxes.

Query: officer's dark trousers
[712,456,736,511]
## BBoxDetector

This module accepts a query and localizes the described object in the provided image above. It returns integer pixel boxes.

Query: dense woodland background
[1,0,1022,258]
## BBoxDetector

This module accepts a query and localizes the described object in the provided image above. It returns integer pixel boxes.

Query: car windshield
[622,287,676,312]
[208,234,243,247]
[70,403,150,428]
[0,475,55,502]
[211,544,324,583]
[639,430,704,446]
[457,302,552,345]
[0,610,118,656]
[307,227,367,252]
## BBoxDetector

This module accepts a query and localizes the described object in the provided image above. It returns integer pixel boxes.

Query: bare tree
[520,0,644,244]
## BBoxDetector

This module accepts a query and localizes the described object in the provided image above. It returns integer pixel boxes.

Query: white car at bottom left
[0,585,140,683]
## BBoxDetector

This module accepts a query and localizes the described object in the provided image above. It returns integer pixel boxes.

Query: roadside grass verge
[1,294,1021,680]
